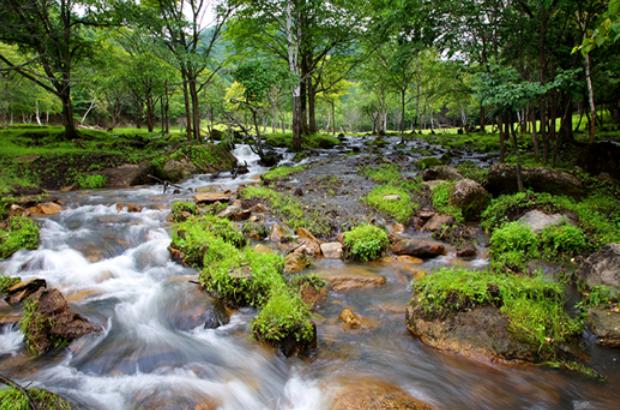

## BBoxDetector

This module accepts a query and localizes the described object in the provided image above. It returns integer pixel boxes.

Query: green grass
[0,275,19,294]
[362,164,402,184]
[169,201,198,222]
[413,268,582,360]
[343,224,389,262]
[75,174,106,189]
[365,185,417,223]
[0,216,40,259]
[262,165,306,182]
[415,156,445,170]
[431,181,464,222]
[0,387,72,410]
[456,161,489,184]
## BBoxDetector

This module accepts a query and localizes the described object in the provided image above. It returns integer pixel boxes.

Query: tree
[0,0,111,138]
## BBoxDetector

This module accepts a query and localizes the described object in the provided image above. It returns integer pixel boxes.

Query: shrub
[365,185,416,223]
[0,387,72,410]
[412,268,582,359]
[540,224,588,258]
[262,165,305,182]
[343,224,389,262]
[431,181,463,222]
[76,174,107,189]
[0,216,40,259]
[490,221,539,257]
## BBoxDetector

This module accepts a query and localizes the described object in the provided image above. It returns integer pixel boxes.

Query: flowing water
[0,141,619,409]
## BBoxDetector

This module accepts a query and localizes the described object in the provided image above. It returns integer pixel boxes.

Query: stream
[1,140,619,409]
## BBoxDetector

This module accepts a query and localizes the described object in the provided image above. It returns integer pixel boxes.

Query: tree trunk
[330,100,336,135]
[400,88,406,144]
[509,113,524,192]
[308,79,317,134]
[286,0,302,151]
[60,87,78,139]
[584,52,596,144]
[181,73,192,140]
[145,96,155,132]
[188,76,201,140]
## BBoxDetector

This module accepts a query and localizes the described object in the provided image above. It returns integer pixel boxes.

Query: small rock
[300,282,328,310]
[391,238,446,258]
[218,205,251,221]
[321,242,343,259]
[5,278,47,306]
[518,210,571,233]
[388,223,405,234]
[270,223,289,243]
[294,187,304,196]
[422,214,454,232]
[418,210,436,220]
[284,251,310,273]
[330,378,434,410]
[422,165,463,181]
[577,244,620,292]
[194,192,231,204]
[116,203,143,213]
[383,194,401,201]
[339,308,363,329]
[296,228,322,256]
[456,244,477,258]
[254,244,274,254]
[25,202,62,216]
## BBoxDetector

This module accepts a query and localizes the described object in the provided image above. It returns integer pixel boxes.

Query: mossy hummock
[343,224,389,262]
[0,216,40,259]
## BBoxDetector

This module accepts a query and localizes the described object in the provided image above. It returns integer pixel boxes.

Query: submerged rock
[391,238,446,258]
[20,288,98,354]
[485,164,584,198]
[330,378,434,410]
[284,251,311,273]
[317,269,386,292]
[406,304,537,362]
[576,244,620,292]
[25,201,63,217]
[422,214,454,232]
[587,307,620,348]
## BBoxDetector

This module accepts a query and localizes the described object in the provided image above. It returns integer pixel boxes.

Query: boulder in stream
[20,288,98,354]
[449,178,489,221]
[100,162,155,187]
[576,243,620,292]
[4,278,47,306]
[391,238,446,259]
[329,377,434,410]
[485,164,584,198]
[587,307,620,348]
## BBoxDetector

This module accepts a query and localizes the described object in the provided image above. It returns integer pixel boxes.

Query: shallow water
[0,141,619,409]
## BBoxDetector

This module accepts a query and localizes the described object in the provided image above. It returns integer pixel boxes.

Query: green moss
[263,131,340,150]
[365,185,416,223]
[0,216,40,259]
[577,284,617,308]
[169,143,236,172]
[170,201,197,222]
[343,224,389,262]
[0,387,72,410]
[19,297,67,354]
[489,222,539,271]
[242,220,269,239]
[263,165,305,182]
[170,215,246,267]
[481,191,620,247]
[75,174,107,189]
[251,286,315,345]
[540,224,588,258]
[413,268,582,359]
[289,273,327,291]
[0,275,19,294]
[415,156,444,170]
[362,164,402,184]
[240,186,330,237]
[431,181,463,222]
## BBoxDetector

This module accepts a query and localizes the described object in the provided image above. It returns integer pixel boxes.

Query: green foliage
[365,185,416,223]
[413,268,582,359]
[457,161,488,184]
[489,222,539,271]
[242,220,269,239]
[75,174,107,189]
[578,285,617,308]
[170,201,197,222]
[343,224,389,262]
[0,216,40,259]
[362,164,401,183]
[0,275,19,294]
[289,274,327,291]
[262,165,305,182]
[539,224,588,258]
[431,181,463,222]
[19,297,67,354]
[0,387,72,410]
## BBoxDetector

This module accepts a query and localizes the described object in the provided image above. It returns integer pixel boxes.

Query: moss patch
[365,185,416,223]
[343,224,389,262]
[0,216,40,259]
[75,174,107,189]
[263,165,305,182]
[0,275,19,294]
[431,181,463,222]
[0,387,72,410]
[170,201,198,222]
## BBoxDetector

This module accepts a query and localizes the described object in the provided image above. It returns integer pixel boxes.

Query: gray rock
[422,165,463,181]
[485,164,584,197]
[449,178,489,221]
[587,307,620,348]
[518,210,571,233]
[577,244,620,292]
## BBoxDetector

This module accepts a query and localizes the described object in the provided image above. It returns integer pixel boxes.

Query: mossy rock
[415,157,444,170]
[343,224,389,262]
[0,387,72,410]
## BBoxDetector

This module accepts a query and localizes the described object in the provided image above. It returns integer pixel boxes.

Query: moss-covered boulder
[20,288,98,355]
[156,143,237,182]
[343,225,389,262]
[406,268,583,366]
[0,387,72,410]
[0,216,39,259]
[485,164,584,198]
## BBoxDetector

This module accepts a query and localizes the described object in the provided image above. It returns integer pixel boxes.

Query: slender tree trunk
[584,52,596,143]
[181,73,192,140]
[188,76,201,140]
[509,113,524,192]
[60,87,78,139]
[145,96,155,132]
[400,88,406,144]
[35,100,41,125]
[286,0,302,151]
[308,80,317,134]
[331,100,336,134]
